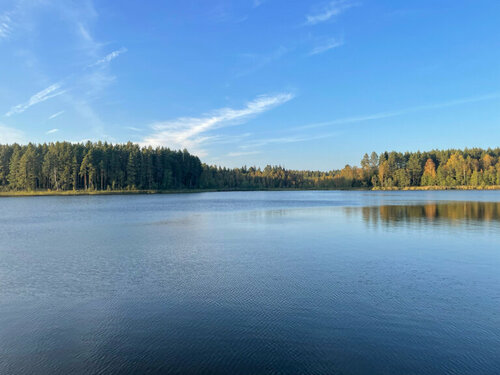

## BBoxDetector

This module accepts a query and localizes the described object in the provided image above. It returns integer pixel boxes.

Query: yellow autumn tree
[421,158,436,186]
[481,154,494,170]
[445,153,468,185]
[378,160,389,187]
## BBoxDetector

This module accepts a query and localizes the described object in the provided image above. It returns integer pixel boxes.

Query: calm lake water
[0,191,499,374]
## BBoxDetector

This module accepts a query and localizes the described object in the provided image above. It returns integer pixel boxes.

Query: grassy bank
[1,186,500,196]
[0,189,220,197]
[0,187,364,197]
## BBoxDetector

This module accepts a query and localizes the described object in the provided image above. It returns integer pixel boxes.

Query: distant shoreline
[0,188,359,197]
[373,186,500,191]
[1,186,500,197]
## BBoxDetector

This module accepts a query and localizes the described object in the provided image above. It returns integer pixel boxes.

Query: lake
[0,191,499,374]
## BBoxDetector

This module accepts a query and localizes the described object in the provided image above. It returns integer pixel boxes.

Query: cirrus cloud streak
[141,92,294,155]
[305,0,359,26]
[5,83,66,117]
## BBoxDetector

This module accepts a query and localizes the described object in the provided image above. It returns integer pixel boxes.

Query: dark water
[0,191,499,374]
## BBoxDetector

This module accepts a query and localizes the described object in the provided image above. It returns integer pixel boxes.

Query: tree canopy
[1,142,500,192]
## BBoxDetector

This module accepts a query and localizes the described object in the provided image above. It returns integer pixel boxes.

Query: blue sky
[1,0,499,170]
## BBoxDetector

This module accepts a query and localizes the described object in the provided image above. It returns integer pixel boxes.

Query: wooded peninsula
[1,142,500,194]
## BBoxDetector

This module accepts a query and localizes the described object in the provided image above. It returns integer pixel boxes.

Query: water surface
[0,191,499,374]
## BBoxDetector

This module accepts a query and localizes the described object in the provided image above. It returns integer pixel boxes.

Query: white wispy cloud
[77,23,93,42]
[208,3,248,23]
[253,0,267,7]
[5,83,66,117]
[235,46,288,78]
[1,1,117,140]
[68,96,108,139]
[208,133,253,145]
[141,93,294,155]
[240,133,335,149]
[305,0,359,26]
[64,6,118,140]
[227,150,261,157]
[297,92,500,130]
[126,126,143,132]
[0,11,13,39]
[310,37,344,55]
[46,128,59,134]
[224,132,338,162]
[48,110,64,120]
[0,124,25,143]
[90,47,127,67]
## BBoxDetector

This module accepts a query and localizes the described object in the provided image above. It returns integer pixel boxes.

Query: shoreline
[373,186,500,191]
[0,187,362,197]
[0,189,221,197]
[1,186,500,197]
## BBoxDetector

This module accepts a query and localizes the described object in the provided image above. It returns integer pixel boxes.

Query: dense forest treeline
[1,142,500,192]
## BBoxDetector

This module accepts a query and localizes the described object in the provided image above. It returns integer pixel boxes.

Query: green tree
[126,151,137,189]
[19,145,39,190]
[7,146,23,190]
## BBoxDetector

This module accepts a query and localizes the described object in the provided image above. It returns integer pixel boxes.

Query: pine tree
[19,145,39,191]
[126,151,137,189]
[8,146,22,190]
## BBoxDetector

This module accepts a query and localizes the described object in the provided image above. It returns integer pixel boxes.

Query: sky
[0,0,499,170]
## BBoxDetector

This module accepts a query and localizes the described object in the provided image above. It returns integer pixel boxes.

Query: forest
[1,142,500,192]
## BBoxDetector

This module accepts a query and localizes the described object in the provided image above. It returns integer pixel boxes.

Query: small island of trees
[1,142,500,194]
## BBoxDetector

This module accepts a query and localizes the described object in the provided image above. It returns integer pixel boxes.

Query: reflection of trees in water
[361,201,500,225]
